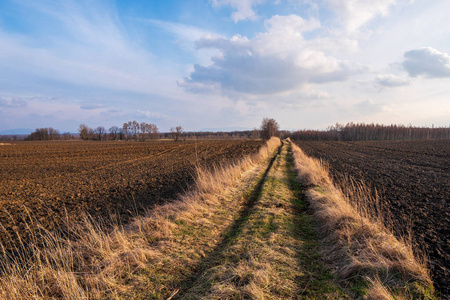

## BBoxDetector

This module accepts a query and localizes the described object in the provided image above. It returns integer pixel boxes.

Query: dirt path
[176,141,350,299]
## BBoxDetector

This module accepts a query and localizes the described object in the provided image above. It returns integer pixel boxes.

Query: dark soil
[295,140,449,297]
[0,140,263,251]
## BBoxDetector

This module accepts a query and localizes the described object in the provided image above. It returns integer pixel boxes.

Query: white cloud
[182,15,356,95]
[375,74,409,87]
[210,0,263,22]
[403,47,450,78]
[137,109,169,121]
[325,0,398,32]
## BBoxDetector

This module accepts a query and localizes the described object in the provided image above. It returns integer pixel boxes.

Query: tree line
[292,123,450,141]
[78,121,160,141]
[21,120,447,142]
[24,128,76,141]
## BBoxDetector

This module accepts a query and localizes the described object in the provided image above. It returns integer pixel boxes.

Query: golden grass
[180,142,350,299]
[289,139,435,299]
[180,147,300,299]
[0,137,281,299]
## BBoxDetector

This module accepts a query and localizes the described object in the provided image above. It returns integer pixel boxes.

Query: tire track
[172,142,283,299]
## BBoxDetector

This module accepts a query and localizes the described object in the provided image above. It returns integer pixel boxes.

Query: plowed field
[0,140,263,250]
[295,140,449,295]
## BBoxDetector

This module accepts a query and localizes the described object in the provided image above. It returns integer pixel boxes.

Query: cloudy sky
[0,0,449,132]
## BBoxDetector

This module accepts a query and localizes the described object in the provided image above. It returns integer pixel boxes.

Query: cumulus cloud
[210,0,263,22]
[375,74,409,87]
[403,47,450,78]
[182,15,354,95]
[325,0,397,32]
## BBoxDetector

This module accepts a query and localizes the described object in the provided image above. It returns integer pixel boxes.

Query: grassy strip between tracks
[0,138,281,299]
[177,140,355,299]
[290,139,436,299]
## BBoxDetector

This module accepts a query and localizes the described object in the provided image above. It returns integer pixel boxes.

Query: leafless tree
[25,128,60,140]
[292,123,450,141]
[123,123,130,140]
[260,118,279,140]
[171,126,183,142]
[78,124,90,140]
[118,128,124,140]
[140,122,148,140]
[251,128,260,139]
[94,126,106,140]
[108,126,119,140]
[131,121,139,140]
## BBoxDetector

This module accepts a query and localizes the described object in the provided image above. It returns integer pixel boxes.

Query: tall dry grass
[0,137,281,299]
[289,139,435,299]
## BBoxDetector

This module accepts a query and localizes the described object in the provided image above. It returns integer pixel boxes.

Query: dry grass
[0,137,281,299]
[180,146,300,299]
[180,141,350,299]
[289,139,435,299]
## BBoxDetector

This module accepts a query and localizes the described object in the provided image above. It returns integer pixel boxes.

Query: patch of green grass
[285,143,365,298]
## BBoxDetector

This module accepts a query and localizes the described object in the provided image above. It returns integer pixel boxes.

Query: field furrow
[0,140,263,251]
[295,140,449,296]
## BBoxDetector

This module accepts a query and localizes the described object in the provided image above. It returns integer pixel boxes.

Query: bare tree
[171,126,183,142]
[260,118,279,140]
[94,126,106,140]
[150,124,159,139]
[132,121,139,140]
[140,122,148,140]
[108,126,119,140]
[25,128,60,141]
[117,128,124,140]
[78,124,90,140]
[123,123,130,140]
[251,128,260,139]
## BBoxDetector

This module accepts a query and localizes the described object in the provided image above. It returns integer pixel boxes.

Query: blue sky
[0,0,449,132]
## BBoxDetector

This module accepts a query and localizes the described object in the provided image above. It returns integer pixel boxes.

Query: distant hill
[0,128,33,135]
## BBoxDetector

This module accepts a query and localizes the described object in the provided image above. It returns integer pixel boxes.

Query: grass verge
[178,141,352,299]
[289,138,436,299]
[0,138,281,299]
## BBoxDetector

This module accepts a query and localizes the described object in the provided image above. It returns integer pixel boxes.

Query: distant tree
[260,118,279,140]
[117,128,124,140]
[25,128,60,141]
[87,127,95,140]
[251,128,260,139]
[131,121,139,140]
[108,126,119,140]
[62,132,75,140]
[79,124,90,140]
[171,126,183,142]
[94,126,106,140]
[140,122,148,140]
[150,124,159,139]
[48,127,59,140]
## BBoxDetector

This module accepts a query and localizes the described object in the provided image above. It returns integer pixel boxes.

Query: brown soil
[295,140,449,296]
[0,140,263,250]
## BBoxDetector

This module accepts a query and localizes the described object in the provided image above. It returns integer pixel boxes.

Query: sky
[0,0,449,133]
